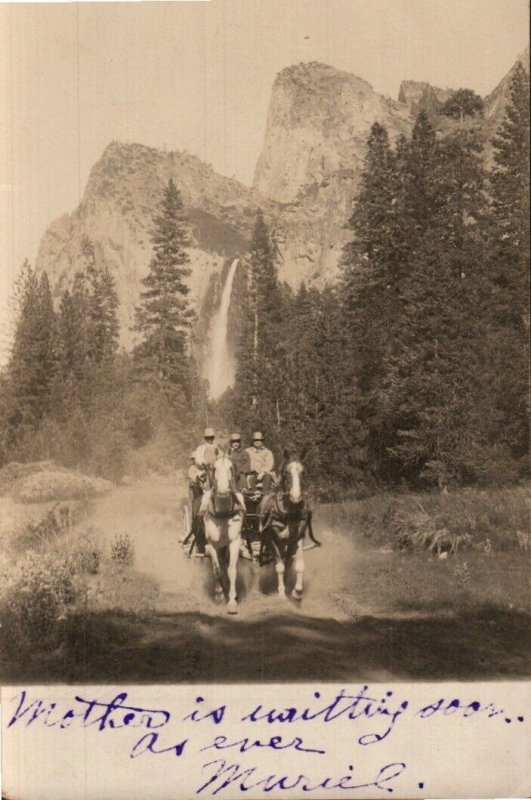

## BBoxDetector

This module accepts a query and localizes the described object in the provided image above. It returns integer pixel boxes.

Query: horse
[199,455,244,614]
[258,448,320,600]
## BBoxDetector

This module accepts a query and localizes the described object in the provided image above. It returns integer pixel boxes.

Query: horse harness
[259,491,308,539]
[207,489,244,519]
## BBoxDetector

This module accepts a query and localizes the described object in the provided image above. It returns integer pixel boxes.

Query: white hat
[204,427,215,438]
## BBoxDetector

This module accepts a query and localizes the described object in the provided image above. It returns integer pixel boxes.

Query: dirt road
[6,476,528,684]
[90,475,373,622]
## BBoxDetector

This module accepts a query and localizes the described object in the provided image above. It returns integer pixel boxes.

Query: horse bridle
[275,460,305,520]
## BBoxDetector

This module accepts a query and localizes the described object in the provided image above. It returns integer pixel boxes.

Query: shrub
[0,552,78,647]
[13,470,113,503]
[0,461,63,495]
[66,528,103,575]
[110,532,134,565]
[14,502,80,552]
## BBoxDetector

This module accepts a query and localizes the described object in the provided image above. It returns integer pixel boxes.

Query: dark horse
[258,449,321,600]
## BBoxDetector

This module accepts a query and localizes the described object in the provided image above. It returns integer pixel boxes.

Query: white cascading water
[205,257,239,399]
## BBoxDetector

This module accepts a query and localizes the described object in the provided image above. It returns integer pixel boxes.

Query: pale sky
[0,0,529,303]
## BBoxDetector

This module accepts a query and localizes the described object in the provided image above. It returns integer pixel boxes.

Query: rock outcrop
[483,46,529,139]
[36,142,270,346]
[398,80,454,115]
[253,62,413,288]
[254,62,411,203]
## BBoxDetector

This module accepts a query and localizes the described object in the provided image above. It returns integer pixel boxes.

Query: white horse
[199,455,244,614]
[259,451,320,600]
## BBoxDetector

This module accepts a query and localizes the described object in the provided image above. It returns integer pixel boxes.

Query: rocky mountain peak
[35,141,268,347]
[275,60,373,94]
[484,45,529,126]
[254,60,411,203]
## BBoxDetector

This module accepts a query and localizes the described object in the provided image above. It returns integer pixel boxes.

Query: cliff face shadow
[2,606,530,684]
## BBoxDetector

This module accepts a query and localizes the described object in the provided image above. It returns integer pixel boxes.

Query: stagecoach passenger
[193,427,221,469]
[245,432,275,493]
[228,433,250,491]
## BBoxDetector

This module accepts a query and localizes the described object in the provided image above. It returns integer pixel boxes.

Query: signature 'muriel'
[196,759,407,795]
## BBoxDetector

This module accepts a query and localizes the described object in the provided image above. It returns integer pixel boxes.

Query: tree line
[223,65,529,494]
[0,180,200,478]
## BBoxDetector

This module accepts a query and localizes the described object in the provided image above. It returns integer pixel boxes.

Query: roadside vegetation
[0,463,156,678]
[318,484,530,615]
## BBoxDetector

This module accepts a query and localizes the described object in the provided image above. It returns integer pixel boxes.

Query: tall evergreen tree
[133,179,195,417]
[487,61,530,471]
[312,287,366,492]
[232,211,283,437]
[7,267,56,445]
[378,121,493,483]
[490,61,530,317]
[341,122,406,477]
[80,237,120,364]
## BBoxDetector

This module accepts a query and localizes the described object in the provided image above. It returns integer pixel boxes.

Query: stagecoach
[180,469,320,567]
[181,455,321,611]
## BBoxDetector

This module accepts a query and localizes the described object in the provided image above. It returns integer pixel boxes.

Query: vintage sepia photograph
[0,0,529,687]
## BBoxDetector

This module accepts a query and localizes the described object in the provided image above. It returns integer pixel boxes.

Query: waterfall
[205,257,239,400]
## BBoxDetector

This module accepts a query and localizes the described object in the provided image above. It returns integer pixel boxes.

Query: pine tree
[7,267,56,447]
[490,61,530,319]
[81,237,120,364]
[232,211,283,438]
[133,178,195,417]
[342,112,508,485]
[380,123,499,484]
[403,111,441,240]
[280,283,318,466]
[341,122,405,478]
[487,61,530,471]
[312,287,366,492]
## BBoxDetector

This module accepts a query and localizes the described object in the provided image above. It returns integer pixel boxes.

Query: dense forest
[225,64,529,494]
[0,64,528,495]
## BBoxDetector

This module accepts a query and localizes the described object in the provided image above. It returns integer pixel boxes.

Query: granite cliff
[36,143,269,344]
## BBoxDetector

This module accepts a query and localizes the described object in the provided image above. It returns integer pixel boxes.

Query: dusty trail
[88,476,364,622]
[46,475,528,684]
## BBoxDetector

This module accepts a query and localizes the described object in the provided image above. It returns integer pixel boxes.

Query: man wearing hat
[193,427,220,469]
[228,433,250,491]
[245,432,275,492]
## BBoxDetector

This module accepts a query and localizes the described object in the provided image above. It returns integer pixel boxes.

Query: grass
[321,484,530,553]
[317,484,530,616]
[332,549,529,616]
